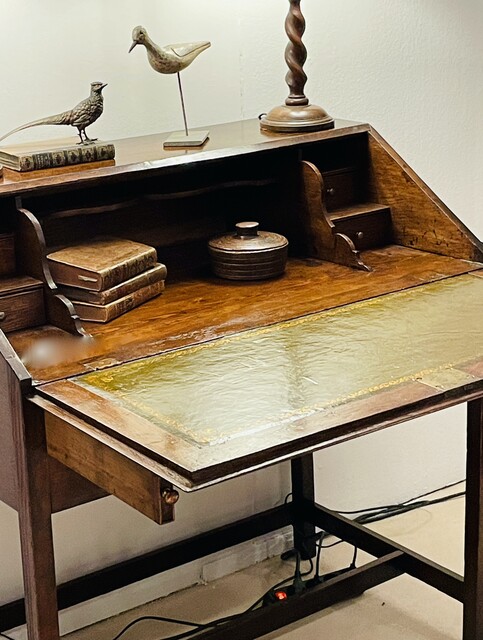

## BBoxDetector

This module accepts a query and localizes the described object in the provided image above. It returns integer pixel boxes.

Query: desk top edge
[0,119,368,199]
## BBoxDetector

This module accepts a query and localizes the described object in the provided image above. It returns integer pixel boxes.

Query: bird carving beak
[129,41,138,53]
[101,83,108,90]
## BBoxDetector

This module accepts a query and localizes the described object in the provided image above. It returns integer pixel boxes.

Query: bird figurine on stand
[129,26,211,149]
[0,82,107,145]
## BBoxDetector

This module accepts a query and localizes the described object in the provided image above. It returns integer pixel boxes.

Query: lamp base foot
[260,104,334,134]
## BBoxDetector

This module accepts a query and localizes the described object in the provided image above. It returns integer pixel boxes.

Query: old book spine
[72,280,164,323]
[13,144,116,172]
[99,247,158,291]
[59,263,167,304]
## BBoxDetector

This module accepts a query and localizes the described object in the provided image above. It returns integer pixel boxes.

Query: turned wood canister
[208,222,288,281]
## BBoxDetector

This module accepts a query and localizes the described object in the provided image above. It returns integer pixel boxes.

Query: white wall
[1,0,482,633]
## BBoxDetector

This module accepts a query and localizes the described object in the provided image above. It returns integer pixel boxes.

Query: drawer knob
[0,312,5,322]
[327,188,336,196]
[162,488,180,506]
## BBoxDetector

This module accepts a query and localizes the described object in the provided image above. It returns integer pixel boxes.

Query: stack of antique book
[47,237,166,322]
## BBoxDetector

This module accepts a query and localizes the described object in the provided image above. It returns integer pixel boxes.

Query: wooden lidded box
[208,221,289,281]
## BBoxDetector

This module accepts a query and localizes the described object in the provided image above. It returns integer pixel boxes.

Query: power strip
[262,566,355,606]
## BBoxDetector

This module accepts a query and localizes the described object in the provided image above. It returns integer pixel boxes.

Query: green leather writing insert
[75,275,483,447]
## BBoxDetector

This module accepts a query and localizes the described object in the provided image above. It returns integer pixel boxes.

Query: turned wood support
[284,0,309,107]
[260,0,334,133]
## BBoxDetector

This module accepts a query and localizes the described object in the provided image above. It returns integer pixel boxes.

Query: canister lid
[209,222,288,253]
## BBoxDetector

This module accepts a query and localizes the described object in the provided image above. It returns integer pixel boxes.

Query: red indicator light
[274,590,288,601]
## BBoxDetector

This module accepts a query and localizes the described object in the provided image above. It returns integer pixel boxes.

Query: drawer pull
[0,312,5,322]
[162,488,180,505]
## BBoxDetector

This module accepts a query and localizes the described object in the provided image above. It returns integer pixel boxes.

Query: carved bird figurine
[0,82,107,145]
[129,26,211,74]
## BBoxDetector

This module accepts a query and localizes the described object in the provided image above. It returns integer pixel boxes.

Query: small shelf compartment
[0,275,45,333]
[0,232,46,333]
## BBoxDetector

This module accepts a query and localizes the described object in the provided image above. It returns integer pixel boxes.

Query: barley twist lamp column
[260,0,334,133]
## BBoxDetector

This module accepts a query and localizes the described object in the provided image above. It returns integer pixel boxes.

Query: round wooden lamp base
[260,103,334,134]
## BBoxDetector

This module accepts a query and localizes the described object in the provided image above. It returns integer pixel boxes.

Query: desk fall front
[0,119,482,640]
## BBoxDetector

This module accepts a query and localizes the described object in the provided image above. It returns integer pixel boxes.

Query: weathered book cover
[47,237,158,291]
[71,280,164,323]
[0,138,115,172]
[58,263,167,304]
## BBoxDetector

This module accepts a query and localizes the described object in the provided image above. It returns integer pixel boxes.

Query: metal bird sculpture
[0,82,107,145]
[129,26,210,144]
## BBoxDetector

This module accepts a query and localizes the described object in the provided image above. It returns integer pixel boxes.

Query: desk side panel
[368,129,483,262]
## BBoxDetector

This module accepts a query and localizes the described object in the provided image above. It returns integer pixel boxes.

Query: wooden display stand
[0,119,482,640]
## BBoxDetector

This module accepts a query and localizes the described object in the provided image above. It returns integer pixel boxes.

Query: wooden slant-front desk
[0,119,482,640]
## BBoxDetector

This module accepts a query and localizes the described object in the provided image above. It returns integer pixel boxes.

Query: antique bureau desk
[0,119,482,640]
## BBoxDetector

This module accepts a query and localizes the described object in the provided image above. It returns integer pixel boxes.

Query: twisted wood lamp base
[261,0,334,133]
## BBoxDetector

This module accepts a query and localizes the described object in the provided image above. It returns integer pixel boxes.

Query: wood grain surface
[0,233,15,276]
[0,120,369,199]
[9,247,482,385]
[367,129,483,262]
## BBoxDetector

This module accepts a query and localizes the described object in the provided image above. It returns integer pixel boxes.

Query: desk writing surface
[39,273,483,486]
[11,247,482,386]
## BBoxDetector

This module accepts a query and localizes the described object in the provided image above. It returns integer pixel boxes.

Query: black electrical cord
[111,481,465,640]
[349,545,358,569]
[111,571,300,640]
[337,479,465,515]
[110,552,306,640]
[317,481,466,547]
[111,616,201,640]
[111,540,357,640]
[314,530,326,582]
[353,490,465,525]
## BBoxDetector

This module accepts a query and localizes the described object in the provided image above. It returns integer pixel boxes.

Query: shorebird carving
[129,26,211,145]
[129,26,211,74]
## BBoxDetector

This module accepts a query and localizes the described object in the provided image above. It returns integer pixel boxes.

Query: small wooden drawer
[0,233,16,277]
[323,167,360,211]
[0,277,45,332]
[33,396,178,525]
[329,204,393,251]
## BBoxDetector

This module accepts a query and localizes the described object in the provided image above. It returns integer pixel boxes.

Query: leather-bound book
[0,139,115,172]
[71,280,164,323]
[47,237,158,291]
[58,263,167,305]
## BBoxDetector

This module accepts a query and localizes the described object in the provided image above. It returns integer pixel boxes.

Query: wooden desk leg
[291,455,316,559]
[17,401,60,640]
[464,398,483,640]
